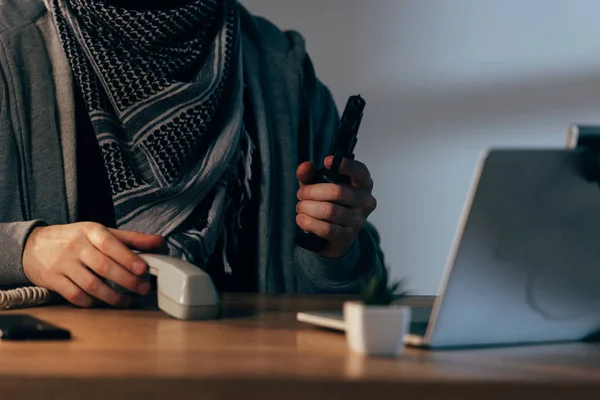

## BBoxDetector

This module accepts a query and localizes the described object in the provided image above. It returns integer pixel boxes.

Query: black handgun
[296,94,366,253]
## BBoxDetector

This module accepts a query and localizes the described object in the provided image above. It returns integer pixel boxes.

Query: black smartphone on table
[0,314,71,341]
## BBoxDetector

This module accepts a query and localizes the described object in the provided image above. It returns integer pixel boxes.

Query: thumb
[109,229,167,252]
[297,161,316,187]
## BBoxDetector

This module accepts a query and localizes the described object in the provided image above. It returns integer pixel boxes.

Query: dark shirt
[75,86,117,229]
[74,87,259,293]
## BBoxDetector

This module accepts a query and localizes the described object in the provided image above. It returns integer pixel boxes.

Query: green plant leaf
[360,270,410,306]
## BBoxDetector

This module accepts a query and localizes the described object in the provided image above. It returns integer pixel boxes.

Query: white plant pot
[343,301,411,357]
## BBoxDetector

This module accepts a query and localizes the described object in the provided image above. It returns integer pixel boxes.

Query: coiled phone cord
[0,286,57,310]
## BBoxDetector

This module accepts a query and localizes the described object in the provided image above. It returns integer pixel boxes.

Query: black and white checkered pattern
[48,0,251,271]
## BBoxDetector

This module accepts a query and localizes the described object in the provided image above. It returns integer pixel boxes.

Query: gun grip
[296,226,329,253]
[296,167,330,252]
[295,167,352,253]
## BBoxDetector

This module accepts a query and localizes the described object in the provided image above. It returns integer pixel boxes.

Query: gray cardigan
[0,0,386,293]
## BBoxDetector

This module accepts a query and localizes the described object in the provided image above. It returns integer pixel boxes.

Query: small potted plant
[344,270,412,357]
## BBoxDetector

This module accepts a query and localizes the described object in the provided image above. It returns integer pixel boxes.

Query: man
[0,0,386,309]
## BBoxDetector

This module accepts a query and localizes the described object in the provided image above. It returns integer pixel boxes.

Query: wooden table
[1,294,599,399]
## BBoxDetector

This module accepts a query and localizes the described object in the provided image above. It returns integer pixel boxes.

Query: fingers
[51,274,95,308]
[297,200,364,229]
[296,161,317,187]
[21,222,164,309]
[298,183,368,208]
[86,226,153,276]
[296,214,355,241]
[65,261,132,308]
[109,228,166,252]
[80,246,150,296]
[325,156,373,189]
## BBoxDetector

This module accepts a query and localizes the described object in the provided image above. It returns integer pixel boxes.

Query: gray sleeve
[0,49,43,288]
[293,53,387,293]
[0,220,45,287]
[295,221,386,293]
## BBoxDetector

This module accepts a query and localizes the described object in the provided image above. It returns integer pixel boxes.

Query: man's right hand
[22,222,166,309]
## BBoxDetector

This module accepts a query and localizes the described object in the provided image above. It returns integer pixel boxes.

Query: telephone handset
[0,254,220,320]
[138,253,220,320]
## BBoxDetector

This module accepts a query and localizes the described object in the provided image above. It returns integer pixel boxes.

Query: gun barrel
[325,95,366,179]
[341,96,364,151]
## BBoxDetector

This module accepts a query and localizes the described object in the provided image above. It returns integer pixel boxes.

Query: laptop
[567,124,600,150]
[297,148,600,349]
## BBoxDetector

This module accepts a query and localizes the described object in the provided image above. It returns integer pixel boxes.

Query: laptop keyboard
[409,306,432,336]
[409,321,429,336]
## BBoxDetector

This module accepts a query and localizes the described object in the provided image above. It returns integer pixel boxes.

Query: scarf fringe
[220,128,254,275]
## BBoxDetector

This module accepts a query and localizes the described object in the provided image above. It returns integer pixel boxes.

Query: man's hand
[296,155,377,259]
[22,222,166,308]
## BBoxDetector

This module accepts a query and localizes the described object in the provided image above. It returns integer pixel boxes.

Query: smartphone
[0,314,71,341]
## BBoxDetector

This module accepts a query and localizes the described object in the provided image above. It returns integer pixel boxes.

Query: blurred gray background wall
[242,0,600,294]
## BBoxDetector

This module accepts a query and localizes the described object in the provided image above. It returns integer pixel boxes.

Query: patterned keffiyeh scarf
[47,0,253,273]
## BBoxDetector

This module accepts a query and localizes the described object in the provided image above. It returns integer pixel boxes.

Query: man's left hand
[296,155,377,259]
